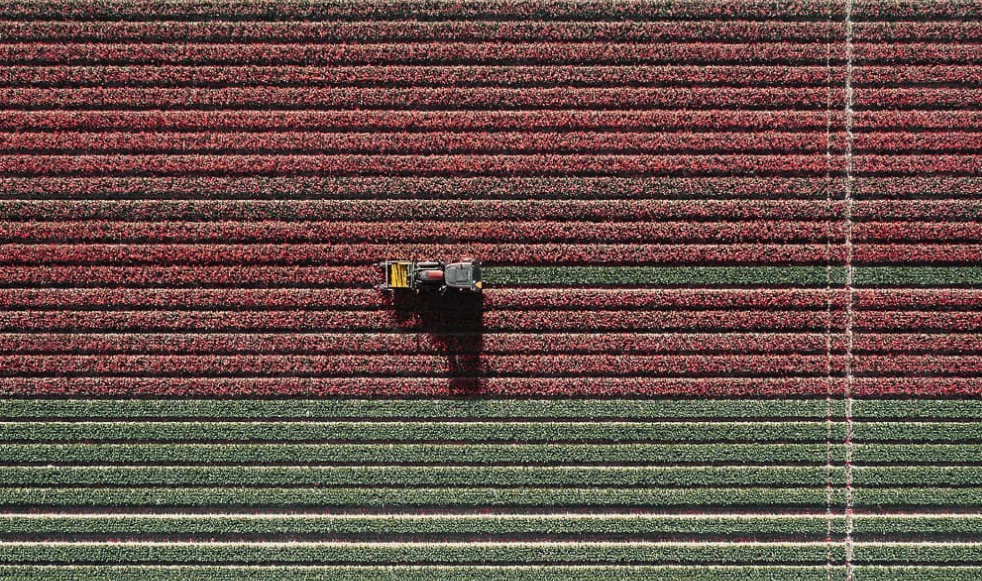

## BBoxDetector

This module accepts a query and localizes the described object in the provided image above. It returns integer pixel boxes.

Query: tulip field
[1,0,982,579]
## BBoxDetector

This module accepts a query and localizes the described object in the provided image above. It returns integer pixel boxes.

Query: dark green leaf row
[2,542,980,565]
[484,267,982,287]
[7,465,981,487]
[0,565,845,581]
[486,266,845,286]
[0,487,847,508]
[4,443,980,464]
[7,515,980,538]
[0,465,839,487]
[0,443,847,464]
[0,542,843,564]
[5,487,981,508]
[5,399,980,420]
[0,421,844,443]
[4,420,976,443]
[0,514,841,537]
[0,399,848,420]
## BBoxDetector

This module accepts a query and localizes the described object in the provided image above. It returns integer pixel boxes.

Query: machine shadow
[386,291,486,396]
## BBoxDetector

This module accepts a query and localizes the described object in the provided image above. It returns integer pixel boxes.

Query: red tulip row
[858,312,982,332]
[0,332,840,356]
[854,65,982,86]
[856,222,982,242]
[5,308,973,333]
[856,244,982,264]
[856,112,982,132]
[0,110,841,134]
[0,86,839,109]
[0,21,844,44]
[0,0,849,21]
[855,132,982,153]
[0,65,842,88]
[0,242,846,266]
[854,289,982,309]
[7,374,981,398]
[0,266,370,287]
[855,88,982,109]
[0,353,839,377]
[0,220,844,244]
[0,310,841,332]
[4,287,973,313]
[853,378,982,398]
[0,376,839,398]
[15,129,982,157]
[0,176,837,201]
[3,199,977,221]
[0,288,846,310]
[0,154,839,177]
[855,333,982,354]
[1,131,838,155]
[9,153,982,178]
[0,43,839,67]
[857,355,982,377]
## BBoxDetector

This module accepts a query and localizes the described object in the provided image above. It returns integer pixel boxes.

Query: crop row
[0,309,851,332]
[5,443,982,464]
[0,288,850,310]
[0,43,845,67]
[0,221,849,244]
[3,542,982,565]
[0,420,849,443]
[0,65,847,88]
[0,220,982,244]
[0,21,851,44]
[0,564,859,581]
[0,353,844,377]
[5,21,982,44]
[0,513,846,537]
[0,131,841,155]
[0,154,849,178]
[4,242,979,266]
[7,376,982,397]
[3,486,979,509]
[0,515,977,538]
[1,176,976,201]
[5,465,979,487]
[7,200,981,222]
[8,110,982,134]
[0,242,854,266]
[2,331,979,356]
[0,176,839,200]
[2,397,980,419]
[13,130,982,156]
[0,110,847,134]
[9,86,982,111]
[0,87,841,111]
[0,542,870,565]
[5,421,979,444]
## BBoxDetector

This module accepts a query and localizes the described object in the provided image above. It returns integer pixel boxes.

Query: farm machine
[376,258,483,293]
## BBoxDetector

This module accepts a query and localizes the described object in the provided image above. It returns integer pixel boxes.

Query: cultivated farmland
[1,0,981,579]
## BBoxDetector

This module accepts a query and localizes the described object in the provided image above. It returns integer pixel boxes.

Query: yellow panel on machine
[375,259,482,293]
[387,261,410,289]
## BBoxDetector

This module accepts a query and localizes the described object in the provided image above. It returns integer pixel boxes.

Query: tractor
[375,258,483,293]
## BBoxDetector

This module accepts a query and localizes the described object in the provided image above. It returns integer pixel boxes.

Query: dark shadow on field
[384,291,486,395]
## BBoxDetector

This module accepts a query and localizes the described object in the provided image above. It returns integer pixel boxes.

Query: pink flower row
[1,131,840,155]
[4,376,980,398]
[0,332,842,356]
[0,220,845,244]
[0,176,837,200]
[0,110,842,133]
[0,86,839,109]
[0,242,850,266]
[0,353,840,377]
[0,288,849,310]
[0,310,843,332]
